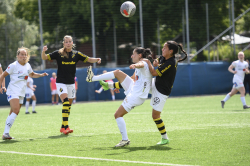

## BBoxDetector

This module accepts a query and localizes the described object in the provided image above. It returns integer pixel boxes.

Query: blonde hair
[17,47,30,63]
[58,35,76,58]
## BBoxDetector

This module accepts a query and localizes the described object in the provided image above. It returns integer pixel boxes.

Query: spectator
[25,76,37,114]
[50,72,59,105]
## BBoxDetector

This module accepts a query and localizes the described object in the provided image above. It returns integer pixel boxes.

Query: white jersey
[25,77,34,94]
[232,60,249,81]
[0,63,1,67]
[130,61,152,99]
[6,61,33,97]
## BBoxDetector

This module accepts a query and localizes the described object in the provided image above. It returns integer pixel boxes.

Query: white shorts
[150,78,169,112]
[7,94,24,104]
[122,93,146,112]
[56,83,75,99]
[233,77,244,89]
[51,89,58,95]
[121,76,134,96]
[25,92,34,99]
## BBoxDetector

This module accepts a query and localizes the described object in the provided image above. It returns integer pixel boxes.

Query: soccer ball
[120,1,136,18]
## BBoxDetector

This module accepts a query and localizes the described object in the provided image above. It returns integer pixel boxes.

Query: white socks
[162,133,169,139]
[223,94,231,102]
[25,101,29,112]
[92,72,115,82]
[4,113,17,134]
[116,117,128,140]
[32,100,36,111]
[108,82,114,89]
[240,97,247,105]
[112,95,115,101]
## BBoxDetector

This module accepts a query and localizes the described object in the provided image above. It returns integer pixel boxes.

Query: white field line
[0,151,197,166]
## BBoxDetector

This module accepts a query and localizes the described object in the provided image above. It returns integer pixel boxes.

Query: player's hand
[33,85,37,88]
[114,88,120,93]
[43,46,48,52]
[129,64,136,69]
[32,88,36,91]
[153,59,159,67]
[97,58,101,64]
[233,71,237,74]
[0,87,6,94]
[41,72,49,77]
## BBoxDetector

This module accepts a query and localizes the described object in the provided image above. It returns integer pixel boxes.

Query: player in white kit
[0,63,6,93]
[86,47,153,147]
[221,52,250,109]
[0,47,48,140]
[25,76,37,114]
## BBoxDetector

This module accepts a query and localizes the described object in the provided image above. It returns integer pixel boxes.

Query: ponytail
[177,44,187,62]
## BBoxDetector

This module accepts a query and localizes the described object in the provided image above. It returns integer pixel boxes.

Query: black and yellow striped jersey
[155,56,177,96]
[47,50,89,84]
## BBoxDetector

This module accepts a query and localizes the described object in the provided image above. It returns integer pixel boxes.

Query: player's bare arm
[87,58,101,64]
[0,71,8,93]
[142,59,158,76]
[29,72,49,78]
[41,45,49,60]
[228,65,237,74]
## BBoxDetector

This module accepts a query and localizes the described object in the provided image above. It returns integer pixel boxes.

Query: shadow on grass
[92,145,172,155]
[0,140,19,144]
[48,134,92,139]
[231,110,249,112]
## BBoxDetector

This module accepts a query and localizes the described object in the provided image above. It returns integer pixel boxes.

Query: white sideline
[0,151,196,166]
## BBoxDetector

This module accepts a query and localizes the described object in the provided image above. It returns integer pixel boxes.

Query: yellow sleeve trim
[83,56,89,63]
[156,69,162,77]
[47,54,51,60]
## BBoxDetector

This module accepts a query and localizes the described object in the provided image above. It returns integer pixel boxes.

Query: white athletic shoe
[2,133,14,140]
[86,66,94,82]
[114,140,130,147]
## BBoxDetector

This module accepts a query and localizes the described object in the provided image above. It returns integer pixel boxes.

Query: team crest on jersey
[72,54,75,58]
[60,88,63,92]
[7,95,11,100]
[18,76,28,80]
[153,97,160,105]
[18,71,23,74]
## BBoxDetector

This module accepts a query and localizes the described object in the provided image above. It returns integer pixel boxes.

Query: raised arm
[87,57,101,64]
[41,45,49,60]
[29,72,49,78]
[0,66,5,89]
[142,59,159,76]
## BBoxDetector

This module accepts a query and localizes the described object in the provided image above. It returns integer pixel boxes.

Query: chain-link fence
[0,0,250,70]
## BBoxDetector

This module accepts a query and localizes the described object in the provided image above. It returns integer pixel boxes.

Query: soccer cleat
[114,140,130,147]
[60,128,70,135]
[66,127,73,133]
[221,101,225,108]
[25,112,30,114]
[32,110,37,113]
[243,105,250,109]
[99,81,109,91]
[157,138,169,145]
[86,66,94,82]
[2,133,14,140]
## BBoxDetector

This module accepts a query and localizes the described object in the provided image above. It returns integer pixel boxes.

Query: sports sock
[240,97,247,105]
[223,94,231,102]
[4,113,17,134]
[116,117,128,140]
[154,118,168,139]
[114,82,122,89]
[25,101,29,112]
[92,72,115,81]
[62,98,70,129]
[32,100,36,111]
[112,95,115,101]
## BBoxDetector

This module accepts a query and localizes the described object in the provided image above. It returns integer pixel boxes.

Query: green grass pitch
[0,94,249,166]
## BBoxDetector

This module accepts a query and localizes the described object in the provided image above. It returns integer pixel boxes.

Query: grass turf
[0,94,249,166]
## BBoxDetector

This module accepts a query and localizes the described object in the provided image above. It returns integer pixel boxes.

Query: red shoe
[66,127,73,133]
[60,128,69,135]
